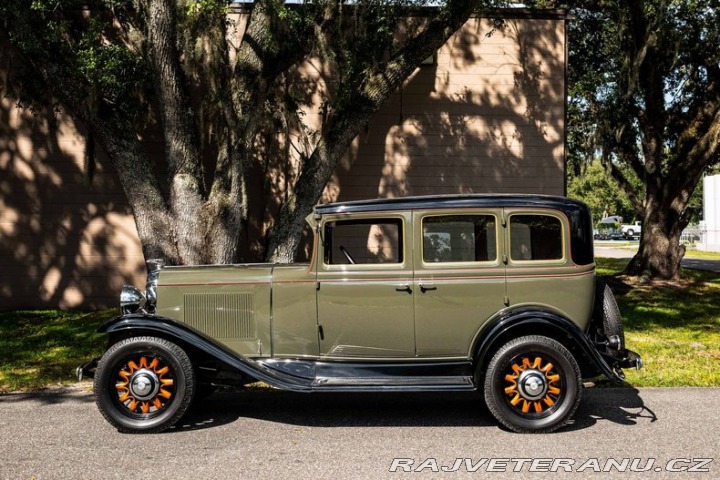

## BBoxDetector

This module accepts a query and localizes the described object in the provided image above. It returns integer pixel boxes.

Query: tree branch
[266,0,481,261]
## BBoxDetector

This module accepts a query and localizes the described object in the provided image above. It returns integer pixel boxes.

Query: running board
[256,358,477,392]
[312,375,475,391]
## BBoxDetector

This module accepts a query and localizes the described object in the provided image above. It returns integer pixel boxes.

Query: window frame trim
[418,211,501,268]
[506,211,568,265]
[320,213,409,271]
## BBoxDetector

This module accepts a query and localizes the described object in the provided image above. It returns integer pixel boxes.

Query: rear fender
[471,308,625,383]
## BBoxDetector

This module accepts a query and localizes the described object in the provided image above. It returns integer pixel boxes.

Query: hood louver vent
[183,292,256,339]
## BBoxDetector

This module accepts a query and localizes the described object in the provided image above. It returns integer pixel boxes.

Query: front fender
[472,308,627,383]
[97,314,313,392]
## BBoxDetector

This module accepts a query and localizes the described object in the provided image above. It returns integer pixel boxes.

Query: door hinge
[503,296,510,306]
[316,281,321,291]
[318,324,325,340]
[502,254,508,264]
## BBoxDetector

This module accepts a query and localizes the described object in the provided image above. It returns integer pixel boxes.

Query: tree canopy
[1,0,501,265]
[562,0,720,279]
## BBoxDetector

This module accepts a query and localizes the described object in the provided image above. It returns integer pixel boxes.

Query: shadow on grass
[596,258,720,332]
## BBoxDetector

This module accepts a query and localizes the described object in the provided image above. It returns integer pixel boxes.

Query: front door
[317,212,415,358]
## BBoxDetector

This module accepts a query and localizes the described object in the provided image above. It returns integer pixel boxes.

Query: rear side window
[324,218,403,265]
[510,214,563,261]
[423,215,497,263]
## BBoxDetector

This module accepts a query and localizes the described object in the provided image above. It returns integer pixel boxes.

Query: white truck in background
[621,221,642,238]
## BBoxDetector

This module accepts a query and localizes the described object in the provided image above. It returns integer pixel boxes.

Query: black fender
[471,308,626,383]
[98,313,314,392]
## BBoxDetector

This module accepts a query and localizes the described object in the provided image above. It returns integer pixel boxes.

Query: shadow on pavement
[173,389,494,432]
[0,385,95,405]
[0,384,655,433]
[174,386,656,433]
[567,387,657,431]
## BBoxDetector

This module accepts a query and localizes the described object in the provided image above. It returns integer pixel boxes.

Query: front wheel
[483,335,582,433]
[94,336,196,433]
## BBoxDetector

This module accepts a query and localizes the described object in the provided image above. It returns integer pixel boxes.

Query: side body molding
[472,308,625,383]
[98,314,314,392]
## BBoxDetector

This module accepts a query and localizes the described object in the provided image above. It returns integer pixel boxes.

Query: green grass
[683,248,720,260]
[0,309,114,392]
[596,257,720,387]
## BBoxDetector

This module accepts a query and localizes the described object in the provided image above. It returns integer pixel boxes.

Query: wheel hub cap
[518,370,548,401]
[115,356,175,414]
[504,356,562,414]
[129,369,160,401]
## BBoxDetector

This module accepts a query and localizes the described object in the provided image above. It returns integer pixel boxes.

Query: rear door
[412,209,506,357]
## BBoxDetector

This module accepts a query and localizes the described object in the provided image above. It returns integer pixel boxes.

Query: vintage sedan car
[79,194,642,434]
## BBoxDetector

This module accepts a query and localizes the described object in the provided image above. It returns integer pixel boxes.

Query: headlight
[120,285,146,314]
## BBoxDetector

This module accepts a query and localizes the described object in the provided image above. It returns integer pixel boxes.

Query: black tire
[94,336,195,433]
[626,229,634,237]
[593,280,625,357]
[483,335,582,433]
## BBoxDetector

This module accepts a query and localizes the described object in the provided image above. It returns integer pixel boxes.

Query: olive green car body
[84,194,642,433]
[155,207,594,363]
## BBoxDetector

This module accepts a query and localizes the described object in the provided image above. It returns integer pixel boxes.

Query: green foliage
[567,160,635,222]
[2,0,148,118]
[564,0,720,212]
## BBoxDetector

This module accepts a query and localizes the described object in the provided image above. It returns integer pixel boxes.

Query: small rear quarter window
[509,214,563,261]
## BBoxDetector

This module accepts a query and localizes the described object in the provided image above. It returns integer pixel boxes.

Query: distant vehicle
[621,221,642,238]
[599,215,623,224]
[594,216,623,240]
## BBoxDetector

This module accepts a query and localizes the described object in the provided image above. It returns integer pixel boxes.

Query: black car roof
[313,194,588,215]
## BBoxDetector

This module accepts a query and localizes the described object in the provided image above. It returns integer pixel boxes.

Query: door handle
[419,282,437,293]
[394,284,412,294]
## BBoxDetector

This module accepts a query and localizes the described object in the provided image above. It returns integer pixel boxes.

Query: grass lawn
[1,261,718,391]
[683,248,720,260]
[0,309,113,392]
[596,258,720,387]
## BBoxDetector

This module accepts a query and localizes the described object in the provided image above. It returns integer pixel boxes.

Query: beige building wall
[0,12,566,310]
[306,15,567,203]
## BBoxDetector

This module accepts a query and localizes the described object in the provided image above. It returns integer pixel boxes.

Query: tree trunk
[625,196,686,280]
[147,0,206,265]
[94,120,181,264]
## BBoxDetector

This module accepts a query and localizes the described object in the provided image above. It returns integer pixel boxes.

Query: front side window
[509,214,563,261]
[423,215,497,263]
[324,218,403,265]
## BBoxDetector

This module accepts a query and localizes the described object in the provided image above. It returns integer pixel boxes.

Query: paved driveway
[1,386,718,479]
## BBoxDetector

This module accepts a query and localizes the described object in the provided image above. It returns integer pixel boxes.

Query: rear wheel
[94,336,195,433]
[483,335,582,433]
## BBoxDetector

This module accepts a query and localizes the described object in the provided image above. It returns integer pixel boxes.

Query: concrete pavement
[1,386,718,479]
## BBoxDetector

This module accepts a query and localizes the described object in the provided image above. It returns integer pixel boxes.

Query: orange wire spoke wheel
[113,354,176,417]
[502,353,565,418]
